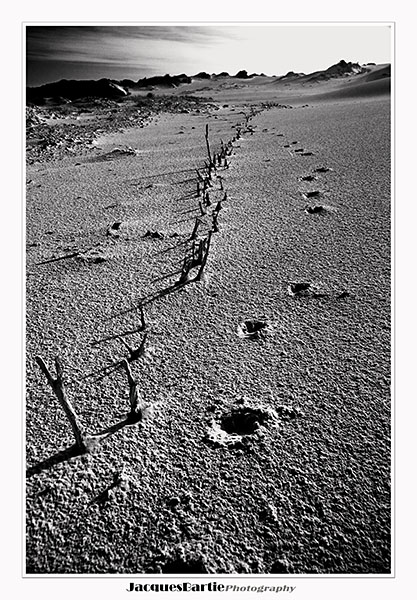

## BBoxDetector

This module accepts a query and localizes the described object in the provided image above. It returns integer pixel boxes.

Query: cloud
[26,25,232,62]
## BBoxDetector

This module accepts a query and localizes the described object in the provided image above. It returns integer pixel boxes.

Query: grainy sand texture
[26,63,391,574]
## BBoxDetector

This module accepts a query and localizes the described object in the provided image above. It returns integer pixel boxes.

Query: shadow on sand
[26,417,140,478]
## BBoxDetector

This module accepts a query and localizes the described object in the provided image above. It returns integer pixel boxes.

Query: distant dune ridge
[26,60,390,104]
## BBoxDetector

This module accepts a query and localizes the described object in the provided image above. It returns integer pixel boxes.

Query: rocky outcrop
[27,78,130,104]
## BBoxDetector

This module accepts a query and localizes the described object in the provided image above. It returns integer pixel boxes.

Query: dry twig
[35,355,86,449]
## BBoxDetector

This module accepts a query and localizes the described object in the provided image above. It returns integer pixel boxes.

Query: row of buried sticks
[178,111,257,285]
[32,109,259,458]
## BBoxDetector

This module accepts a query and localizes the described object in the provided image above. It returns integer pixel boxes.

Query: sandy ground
[25,72,391,574]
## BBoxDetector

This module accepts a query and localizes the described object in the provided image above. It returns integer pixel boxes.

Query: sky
[26,24,392,87]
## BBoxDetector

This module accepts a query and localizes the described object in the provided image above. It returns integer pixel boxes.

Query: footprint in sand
[106,222,122,237]
[300,175,318,182]
[294,148,305,153]
[288,282,325,298]
[305,205,325,214]
[300,152,314,156]
[288,281,349,299]
[237,319,273,339]
[204,403,278,449]
[314,166,332,173]
[143,230,165,240]
[302,190,322,199]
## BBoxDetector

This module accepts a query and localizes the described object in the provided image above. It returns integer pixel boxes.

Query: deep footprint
[305,205,325,214]
[237,319,272,339]
[221,407,269,435]
[204,403,278,449]
[288,282,311,296]
[143,230,164,239]
[288,282,325,298]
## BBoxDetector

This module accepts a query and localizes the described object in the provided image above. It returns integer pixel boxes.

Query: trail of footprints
[281,139,346,300]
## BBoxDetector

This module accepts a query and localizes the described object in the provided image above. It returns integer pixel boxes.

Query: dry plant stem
[122,359,143,421]
[120,332,148,362]
[190,217,201,240]
[179,255,191,284]
[212,212,219,233]
[205,124,214,168]
[199,200,206,216]
[194,231,212,282]
[35,355,85,449]
[193,240,205,266]
[204,162,212,181]
[139,304,146,330]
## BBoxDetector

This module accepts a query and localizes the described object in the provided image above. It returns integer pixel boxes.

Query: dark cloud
[26,25,230,60]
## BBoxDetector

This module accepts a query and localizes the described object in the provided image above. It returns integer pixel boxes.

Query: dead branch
[34,355,86,449]
[122,360,145,424]
[120,333,148,363]
[178,254,192,285]
[205,124,215,168]
[212,211,219,233]
[190,217,202,240]
[194,231,213,282]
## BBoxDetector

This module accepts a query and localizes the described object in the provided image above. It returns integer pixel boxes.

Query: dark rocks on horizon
[132,73,192,88]
[278,71,305,80]
[27,60,390,106]
[26,78,130,104]
[193,72,211,79]
[303,59,366,83]
[234,70,250,79]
